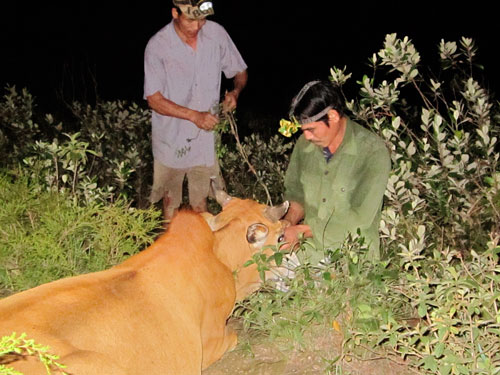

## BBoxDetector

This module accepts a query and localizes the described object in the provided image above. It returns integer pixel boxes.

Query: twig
[411,78,434,111]
[353,343,419,373]
[224,110,273,205]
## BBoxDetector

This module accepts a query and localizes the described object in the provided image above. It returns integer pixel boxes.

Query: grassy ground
[203,318,411,375]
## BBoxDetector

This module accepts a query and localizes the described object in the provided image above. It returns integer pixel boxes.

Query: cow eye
[278,234,285,243]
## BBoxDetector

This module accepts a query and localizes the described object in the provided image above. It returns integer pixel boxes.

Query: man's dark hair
[291,80,345,125]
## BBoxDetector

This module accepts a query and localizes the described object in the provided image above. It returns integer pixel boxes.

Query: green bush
[0,86,41,166]
[0,90,153,206]
[347,33,500,375]
[0,172,161,296]
[221,132,293,205]
[70,100,153,205]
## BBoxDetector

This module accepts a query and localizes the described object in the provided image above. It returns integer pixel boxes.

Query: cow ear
[246,223,269,248]
[200,212,217,231]
[201,212,233,232]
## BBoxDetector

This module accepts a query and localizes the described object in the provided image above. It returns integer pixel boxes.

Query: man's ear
[327,109,341,124]
[172,8,180,19]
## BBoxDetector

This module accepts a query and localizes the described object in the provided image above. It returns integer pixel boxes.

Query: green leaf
[418,302,427,317]
[243,260,254,267]
[273,252,283,266]
[389,333,397,347]
[439,364,452,375]
[438,326,448,340]
[423,355,438,372]
[434,342,445,358]
[358,304,372,313]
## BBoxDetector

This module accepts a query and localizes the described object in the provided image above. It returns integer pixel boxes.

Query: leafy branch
[0,333,67,375]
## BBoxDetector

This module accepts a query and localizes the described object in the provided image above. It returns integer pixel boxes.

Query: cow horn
[211,177,232,207]
[264,201,290,222]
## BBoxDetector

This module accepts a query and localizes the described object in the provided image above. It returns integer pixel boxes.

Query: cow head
[202,188,289,301]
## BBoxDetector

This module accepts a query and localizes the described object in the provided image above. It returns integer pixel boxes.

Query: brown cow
[0,191,289,375]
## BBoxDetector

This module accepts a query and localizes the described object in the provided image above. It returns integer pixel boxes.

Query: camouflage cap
[173,0,214,19]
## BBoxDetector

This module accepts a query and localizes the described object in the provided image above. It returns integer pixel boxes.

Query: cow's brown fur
[205,198,286,300]
[0,198,286,375]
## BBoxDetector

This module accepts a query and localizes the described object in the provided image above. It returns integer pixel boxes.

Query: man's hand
[192,111,219,131]
[146,92,219,131]
[222,70,248,112]
[222,90,239,112]
[281,224,313,250]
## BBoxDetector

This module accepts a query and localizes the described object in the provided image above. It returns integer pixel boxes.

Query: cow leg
[60,350,129,375]
[224,325,238,352]
[215,324,238,356]
[201,325,238,370]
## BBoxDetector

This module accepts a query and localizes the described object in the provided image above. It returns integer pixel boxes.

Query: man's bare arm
[282,201,305,226]
[147,91,218,130]
[223,70,248,111]
[281,201,312,249]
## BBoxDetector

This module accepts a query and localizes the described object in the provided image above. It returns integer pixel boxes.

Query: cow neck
[213,234,243,272]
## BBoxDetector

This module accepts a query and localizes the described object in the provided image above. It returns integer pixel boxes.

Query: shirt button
[324,171,329,175]
[322,198,326,202]
[341,187,346,192]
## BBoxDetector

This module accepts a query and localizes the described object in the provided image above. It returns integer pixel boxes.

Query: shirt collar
[322,147,334,162]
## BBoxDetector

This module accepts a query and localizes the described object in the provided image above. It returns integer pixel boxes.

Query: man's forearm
[283,201,305,225]
[146,91,219,130]
[282,201,312,247]
[147,91,197,122]
[231,70,248,98]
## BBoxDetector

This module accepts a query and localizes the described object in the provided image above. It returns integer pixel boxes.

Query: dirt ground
[203,319,411,375]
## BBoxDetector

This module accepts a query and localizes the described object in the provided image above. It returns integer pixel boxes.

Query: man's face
[173,9,207,39]
[301,121,335,148]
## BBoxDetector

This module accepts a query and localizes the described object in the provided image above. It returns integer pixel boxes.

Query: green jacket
[284,118,391,264]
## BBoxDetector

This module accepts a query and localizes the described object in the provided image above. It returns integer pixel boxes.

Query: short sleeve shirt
[284,118,391,263]
[144,20,247,168]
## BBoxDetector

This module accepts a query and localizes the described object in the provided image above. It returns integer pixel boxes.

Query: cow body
[0,197,288,375]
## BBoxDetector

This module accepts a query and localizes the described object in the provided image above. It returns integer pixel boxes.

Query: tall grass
[0,172,161,296]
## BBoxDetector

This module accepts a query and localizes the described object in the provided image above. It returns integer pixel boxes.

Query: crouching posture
[0,190,288,375]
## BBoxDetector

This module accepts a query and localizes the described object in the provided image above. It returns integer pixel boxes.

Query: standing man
[144,0,248,223]
[281,80,391,264]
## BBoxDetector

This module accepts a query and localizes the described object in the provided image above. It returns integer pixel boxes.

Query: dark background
[1,2,497,122]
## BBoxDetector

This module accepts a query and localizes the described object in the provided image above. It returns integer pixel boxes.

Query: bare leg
[162,191,177,228]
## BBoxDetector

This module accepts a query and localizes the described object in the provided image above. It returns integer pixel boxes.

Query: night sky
[2,2,497,121]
